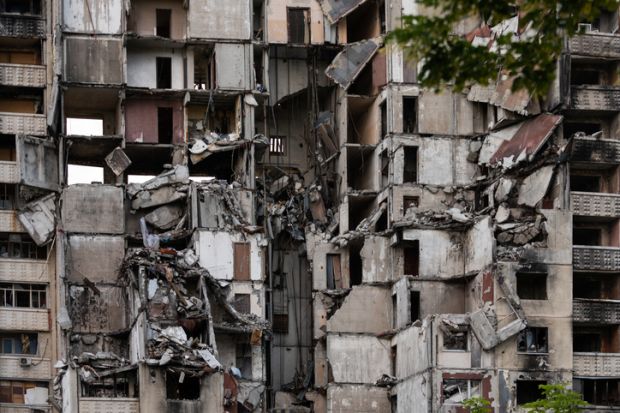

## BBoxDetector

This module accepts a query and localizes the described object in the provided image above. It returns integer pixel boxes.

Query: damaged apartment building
[0,0,619,412]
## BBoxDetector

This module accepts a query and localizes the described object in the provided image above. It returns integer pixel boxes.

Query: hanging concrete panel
[325,38,381,90]
[63,0,123,34]
[189,0,251,40]
[215,43,251,90]
[61,185,125,234]
[67,235,125,283]
[64,38,124,84]
[319,0,370,24]
[16,135,59,191]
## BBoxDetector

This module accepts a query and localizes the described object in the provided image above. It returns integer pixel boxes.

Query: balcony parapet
[0,63,45,88]
[571,192,620,218]
[0,14,45,38]
[79,398,140,413]
[0,258,48,283]
[570,86,620,111]
[0,355,51,380]
[573,246,620,272]
[574,352,620,377]
[571,136,620,164]
[0,308,49,331]
[570,33,620,59]
[574,299,620,324]
[0,112,46,136]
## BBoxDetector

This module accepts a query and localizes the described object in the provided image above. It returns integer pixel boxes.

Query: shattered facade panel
[5,1,619,412]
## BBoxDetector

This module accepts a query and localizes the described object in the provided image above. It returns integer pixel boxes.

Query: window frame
[517,327,549,354]
[0,283,46,309]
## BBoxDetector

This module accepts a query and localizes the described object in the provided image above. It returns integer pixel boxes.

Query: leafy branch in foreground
[523,383,588,413]
[387,0,618,95]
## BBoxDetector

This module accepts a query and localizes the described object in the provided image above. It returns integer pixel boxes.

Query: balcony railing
[0,161,19,183]
[0,356,51,380]
[0,404,51,413]
[573,246,620,272]
[0,258,48,283]
[574,299,620,324]
[79,398,140,413]
[0,210,24,232]
[571,136,620,164]
[570,86,620,111]
[0,14,45,38]
[0,112,46,136]
[570,33,620,59]
[574,352,620,377]
[0,63,45,88]
[571,192,620,218]
[0,308,48,331]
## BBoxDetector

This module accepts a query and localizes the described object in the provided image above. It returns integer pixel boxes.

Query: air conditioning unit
[578,23,593,33]
[19,358,32,367]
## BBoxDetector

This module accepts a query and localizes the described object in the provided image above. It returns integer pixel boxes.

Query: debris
[17,193,56,246]
[104,147,132,176]
[517,165,554,207]
[325,38,382,89]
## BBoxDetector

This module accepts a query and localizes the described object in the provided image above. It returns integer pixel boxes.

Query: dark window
[0,233,47,259]
[571,175,600,192]
[166,371,200,400]
[578,378,620,405]
[0,333,37,355]
[392,294,397,328]
[403,196,419,212]
[156,9,171,38]
[573,277,602,299]
[517,327,548,353]
[516,380,546,404]
[443,330,468,351]
[287,8,309,44]
[574,332,601,352]
[573,228,602,246]
[157,107,173,144]
[272,313,288,334]
[571,69,600,85]
[235,342,253,378]
[403,147,418,183]
[156,57,172,89]
[233,294,251,313]
[233,242,251,281]
[0,184,16,210]
[403,97,417,133]
[350,245,362,286]
[269,136,285,156]
[409,290,420,324]
[403,241,419,276]
[326,254,341,289]
[0,283,46,309]
[380,101,387,138]
[564,122,602,139]
[443,379,481,404]
[516,273,547,300]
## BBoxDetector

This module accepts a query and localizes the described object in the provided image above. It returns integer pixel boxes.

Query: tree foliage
[523,383,588,413]
[462,396,492,413]
[388,0,619,95]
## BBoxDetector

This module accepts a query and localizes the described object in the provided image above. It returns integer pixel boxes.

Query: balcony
[574,352,620,377]
[0,355,51,379]
[0,210,24,232]
[574,299,620,324]
[0,404,51,413]
[0,258,48,283]
[0,161,19,183]
[570,86,620,111]
[574,246,620,272]
[0,14,45,38]
[0,64,45,88]
[0,308,48,331]
[570,33,620,59]
[0,113,45,136]
[572,192,620,218]
[571,136,620,164]
[79,398,140,413]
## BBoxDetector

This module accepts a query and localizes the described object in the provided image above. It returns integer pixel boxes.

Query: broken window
[156,57,172,89]
[403,241,419,276]
[564,122,602,139]
[272,313,288,334]
[82,369,137,398]
[0,283,46,308]
[0,234,47,259]
[326,254,342,289]
[0,184,16,210]
[0,381,47,404]
[573,228,602,246]
[287,8,309,44]
[66,117,104,136]
[443,330,468,351]
[233,294,251,313]
[517,327,548,353]
[233,242,251,281]
[516,272,547,300]
[576,378,620,405]
[403,196,419,214]
[571,175,601,192]
[235,342,253,379]
[403,97,417,133]
[0,333,37,355]
[403,147,418,183]
[571,68,600,85]
[442,379,481,405]
[269,136,285,156]
[157,107,173,144]
[516,380,546,404]
[409,290,420,324]
[166,371,200,400]
[156,9,172,38]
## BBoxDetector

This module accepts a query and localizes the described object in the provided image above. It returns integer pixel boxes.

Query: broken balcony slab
[517,165,555,207]
[62,184,125,234]
[105,147,132,176]
[325,38,382,90]
[468,76,541,116]
[144,204,185,230]
[18,193,56,246]
[318,0,370,24]
[131,185,188,210]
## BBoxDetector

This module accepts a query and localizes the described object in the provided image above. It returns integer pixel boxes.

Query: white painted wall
[326,334,392,384]
[127,48,185,89]
[402,229,465,278]
[215,43,251,90]
[63,0,123,34]
[189,0,251,40]
[195,230,264,281]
